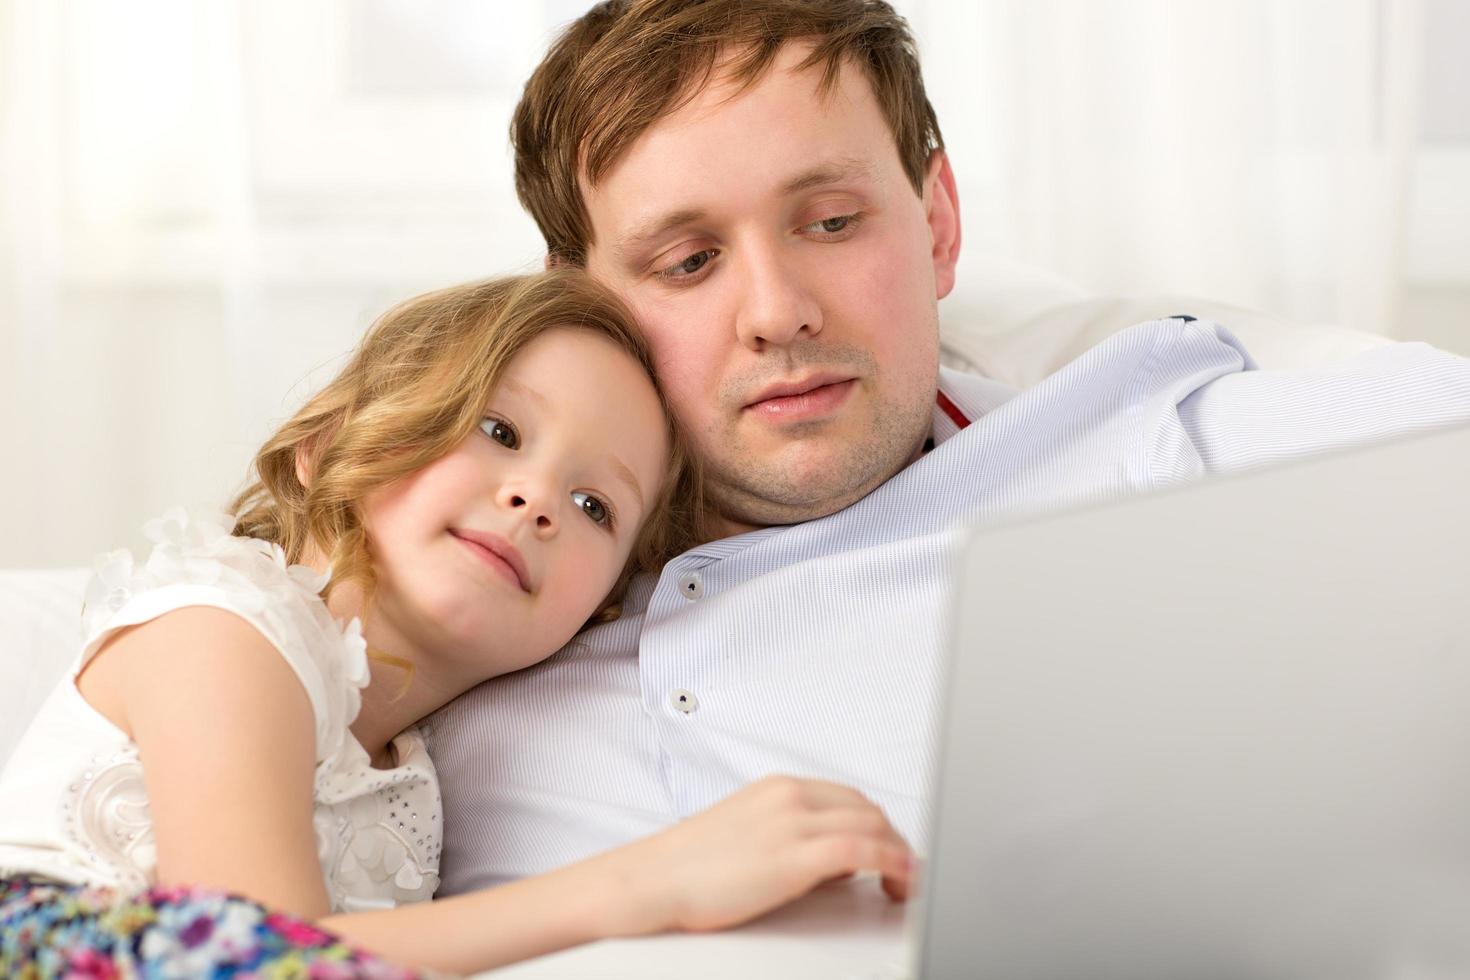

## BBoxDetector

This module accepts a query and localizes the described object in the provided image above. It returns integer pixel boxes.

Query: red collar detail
[937,390,971,430]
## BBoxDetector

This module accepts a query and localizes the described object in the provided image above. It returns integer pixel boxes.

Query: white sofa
[0,264,1391,767]
[1,568,93,762]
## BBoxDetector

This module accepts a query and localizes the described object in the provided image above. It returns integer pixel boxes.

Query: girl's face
[361,327,670,685]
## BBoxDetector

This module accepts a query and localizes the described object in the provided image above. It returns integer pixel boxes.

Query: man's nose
[497,478,559,535]
[734,247,824,351]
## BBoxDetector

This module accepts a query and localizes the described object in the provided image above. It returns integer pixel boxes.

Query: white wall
[2,0,1467,567]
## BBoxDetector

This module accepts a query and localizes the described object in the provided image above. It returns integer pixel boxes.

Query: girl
[0,270,912,977]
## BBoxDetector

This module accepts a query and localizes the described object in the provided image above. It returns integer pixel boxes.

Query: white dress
[0,510,442,912]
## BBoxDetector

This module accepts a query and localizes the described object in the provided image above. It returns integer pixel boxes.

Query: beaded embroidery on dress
[0,509,441,912]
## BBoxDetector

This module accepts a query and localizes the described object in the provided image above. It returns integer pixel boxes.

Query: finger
[798,803,911,855]
[794,835,913,894]
[881,860,913,902]
[750,774,876,812]
[803,818,913,899]
[787,778,879,810]
[883,854,925,902]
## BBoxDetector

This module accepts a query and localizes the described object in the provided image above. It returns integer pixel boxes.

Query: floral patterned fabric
[0,876,426,979]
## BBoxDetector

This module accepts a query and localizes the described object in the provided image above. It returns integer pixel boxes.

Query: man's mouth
[744,374,857,423]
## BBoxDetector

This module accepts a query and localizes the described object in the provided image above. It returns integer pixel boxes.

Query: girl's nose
[499,480,558,534]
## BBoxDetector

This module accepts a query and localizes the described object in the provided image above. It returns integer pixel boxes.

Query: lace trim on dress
[58,509,441,911]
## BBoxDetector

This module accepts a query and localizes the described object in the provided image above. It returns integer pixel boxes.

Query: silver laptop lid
[918,424,1470,980]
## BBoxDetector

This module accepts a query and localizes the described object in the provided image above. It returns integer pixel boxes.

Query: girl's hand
[612,774,914,936]
[324,775,911,973]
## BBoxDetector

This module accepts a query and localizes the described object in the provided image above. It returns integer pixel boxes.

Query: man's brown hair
[512,0,945,265]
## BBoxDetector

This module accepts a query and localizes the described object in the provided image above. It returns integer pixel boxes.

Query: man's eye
[480,418,518,449]
[806,214,855,235]
[571,490,613,528]
[658,249,716,281]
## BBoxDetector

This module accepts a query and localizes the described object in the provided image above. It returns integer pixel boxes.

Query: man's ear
[923,149,962,301]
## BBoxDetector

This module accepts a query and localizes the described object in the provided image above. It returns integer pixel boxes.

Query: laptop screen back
[919,424,1470,980]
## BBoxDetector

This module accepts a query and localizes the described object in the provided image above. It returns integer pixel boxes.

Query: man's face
[582,44,960,533]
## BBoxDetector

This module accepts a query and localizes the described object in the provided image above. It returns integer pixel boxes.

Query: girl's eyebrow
[499,377,549,409]
[607,455,645,512]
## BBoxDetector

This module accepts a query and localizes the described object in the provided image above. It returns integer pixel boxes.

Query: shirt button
[676,572,704,600]
[670,689,698,714]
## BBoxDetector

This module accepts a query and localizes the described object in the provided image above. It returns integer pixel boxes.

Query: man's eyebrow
[607,455,646,514]
[780,157,880,196]
[613,208,707,264]
[609,160,878,265]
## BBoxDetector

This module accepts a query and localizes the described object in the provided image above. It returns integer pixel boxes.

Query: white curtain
[0,0,550,566]
[0,0,1453,566]
[917,0,1425,336]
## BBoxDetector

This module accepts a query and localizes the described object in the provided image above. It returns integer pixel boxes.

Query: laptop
[916,423,1470,979]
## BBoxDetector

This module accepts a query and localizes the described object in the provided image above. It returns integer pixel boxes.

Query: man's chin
[704,445,911,531]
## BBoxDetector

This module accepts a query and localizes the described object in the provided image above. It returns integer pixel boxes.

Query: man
[426,0,1470,895]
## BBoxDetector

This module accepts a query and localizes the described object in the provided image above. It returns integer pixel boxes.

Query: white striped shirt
[425,318,1470,895]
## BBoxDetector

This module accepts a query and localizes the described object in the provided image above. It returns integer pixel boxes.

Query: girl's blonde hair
[231,269,704,629]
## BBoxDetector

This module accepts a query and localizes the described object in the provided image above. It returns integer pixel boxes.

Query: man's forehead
[580,40,874,195]
[687,40,850,118]
[581,49,894,251]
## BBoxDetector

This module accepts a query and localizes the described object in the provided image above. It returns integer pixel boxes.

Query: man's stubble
[699,338,939,532]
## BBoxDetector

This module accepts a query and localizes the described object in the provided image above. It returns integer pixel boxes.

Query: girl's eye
[571,490,613,528]
[480,418,519,449]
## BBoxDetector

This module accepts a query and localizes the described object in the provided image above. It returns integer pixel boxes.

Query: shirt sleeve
[1176,341,1470,474]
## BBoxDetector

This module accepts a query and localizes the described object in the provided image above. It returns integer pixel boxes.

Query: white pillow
[0,568,90,766]
[941,290,1393,389]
